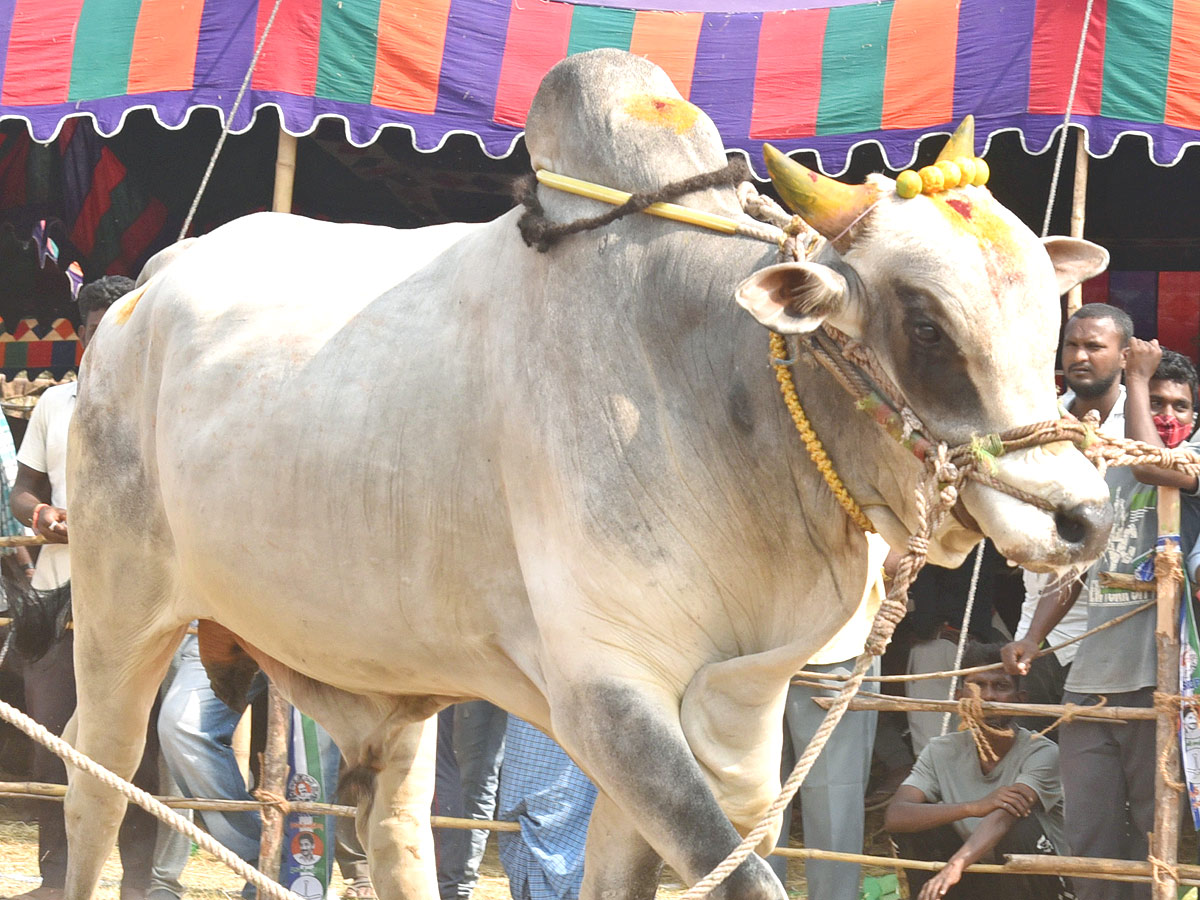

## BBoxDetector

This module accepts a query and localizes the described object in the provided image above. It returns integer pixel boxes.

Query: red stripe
[749,9,827,139]
[109,197,168,275]
[0,137,29,208]
[494,0,573,127]
[70,148,127,257]
[2,0,87,106]
[1080,270,1109,305]
[252,0,324,95]
[1157,272,1200,363]
[1028,0,1106,116]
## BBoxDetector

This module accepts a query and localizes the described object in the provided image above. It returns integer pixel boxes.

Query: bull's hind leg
[349,714,441,900]
[62,575,185,900]
[553,681,785,900]
[255,664,443,900]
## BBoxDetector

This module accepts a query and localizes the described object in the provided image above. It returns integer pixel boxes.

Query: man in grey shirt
[885,642,1070,900]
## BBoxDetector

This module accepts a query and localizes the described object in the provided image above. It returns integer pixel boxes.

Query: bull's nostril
[1054,508,1088,546]
[1054,501,1113,559]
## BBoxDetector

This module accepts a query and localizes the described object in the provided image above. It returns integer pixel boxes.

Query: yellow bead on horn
[936,115,976,164]
[764,143,879,249]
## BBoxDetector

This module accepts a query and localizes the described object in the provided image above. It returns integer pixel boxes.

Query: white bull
[63,50,1110,900]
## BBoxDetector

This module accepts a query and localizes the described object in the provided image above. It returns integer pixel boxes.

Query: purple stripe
[953,0,1035,123]
[690,13,761,154]
[435,0,508,139]
[0,2,14,92]
[194,0,257,130]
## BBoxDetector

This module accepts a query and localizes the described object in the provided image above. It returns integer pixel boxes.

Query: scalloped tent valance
[1,0,1197,177]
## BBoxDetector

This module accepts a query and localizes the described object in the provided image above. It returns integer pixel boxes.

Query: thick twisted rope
[0,697,301,900]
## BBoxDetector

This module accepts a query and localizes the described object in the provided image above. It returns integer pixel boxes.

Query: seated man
[884,643,1071,900]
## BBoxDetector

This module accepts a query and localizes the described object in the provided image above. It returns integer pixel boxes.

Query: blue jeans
[157,633,267,866]
[452,701,506,899]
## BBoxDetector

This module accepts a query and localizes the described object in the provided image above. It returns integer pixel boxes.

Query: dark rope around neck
[515,157,750,252]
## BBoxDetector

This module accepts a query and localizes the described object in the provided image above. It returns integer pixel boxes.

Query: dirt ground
[0,800,904,900]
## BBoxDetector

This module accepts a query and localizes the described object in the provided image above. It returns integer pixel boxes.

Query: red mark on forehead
[946,197,972,219]
[654,99,667,111]
[808,171,818,183]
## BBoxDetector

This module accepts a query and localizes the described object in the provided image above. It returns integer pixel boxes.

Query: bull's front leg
[552,679,786,900]
[678,651,798,847]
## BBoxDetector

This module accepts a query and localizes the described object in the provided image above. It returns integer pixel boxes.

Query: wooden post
[257,683,291,882]
[1066,127,1089,318]
[1152,486,1182,900]
[256,124,297,885]
[273,129,298,214]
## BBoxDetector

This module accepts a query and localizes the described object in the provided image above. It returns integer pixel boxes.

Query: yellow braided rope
[770,332,875,533]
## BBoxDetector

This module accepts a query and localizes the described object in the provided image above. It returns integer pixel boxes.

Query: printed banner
[1179,578,1200,829]
[280,708,338,899]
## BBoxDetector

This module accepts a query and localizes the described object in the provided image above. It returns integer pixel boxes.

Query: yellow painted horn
[936,115,976,163]
[764,143,879,245]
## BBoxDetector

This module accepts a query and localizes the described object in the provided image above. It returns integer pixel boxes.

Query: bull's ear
[734,261,848,334]
[1042,237,1110,295]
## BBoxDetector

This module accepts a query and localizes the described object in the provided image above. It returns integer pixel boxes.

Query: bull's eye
[912,321,941,346]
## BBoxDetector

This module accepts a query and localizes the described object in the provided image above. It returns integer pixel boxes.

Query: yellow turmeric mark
[932,190,1022,258]
[932,190,1024,291]
[113,285,147,324]
[622,94,700,135]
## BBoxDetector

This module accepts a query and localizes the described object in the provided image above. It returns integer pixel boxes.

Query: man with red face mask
[1004,339,1199,900]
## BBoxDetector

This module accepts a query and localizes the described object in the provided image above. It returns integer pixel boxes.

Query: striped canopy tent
[1,0,1199,178]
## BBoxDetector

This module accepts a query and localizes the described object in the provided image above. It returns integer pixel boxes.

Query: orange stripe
[628,11,703,100]
[880,0,958,130]
[127,0,205,93]
[1166,0,1200,128]
[372,0,452,114]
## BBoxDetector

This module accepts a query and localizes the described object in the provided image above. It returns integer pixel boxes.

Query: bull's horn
[936,115,976,163]
[764,144,878,244]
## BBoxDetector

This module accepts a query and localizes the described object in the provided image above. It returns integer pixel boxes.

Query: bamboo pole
[1,779,1192,884]
[0,781,520,830]
[1152,487,1182,900]
[810,692,1157,721]
[273,130,298,215]
[1066,126,1089,317]
[254,125,299,882]
[256,684,291,881]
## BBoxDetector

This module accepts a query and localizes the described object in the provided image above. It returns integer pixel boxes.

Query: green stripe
[69,0,143,101]
[816,1,893,136]
[315,0,381,104]
[1101,0,1172,123]
[3,344,27,369]
[567,6,635,57]
[301,714,324,799]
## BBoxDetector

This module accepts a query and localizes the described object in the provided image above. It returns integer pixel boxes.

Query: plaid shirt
[497,716,597,900]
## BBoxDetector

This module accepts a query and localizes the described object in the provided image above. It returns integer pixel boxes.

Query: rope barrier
[796,598,1158,684]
